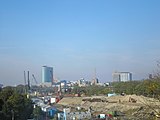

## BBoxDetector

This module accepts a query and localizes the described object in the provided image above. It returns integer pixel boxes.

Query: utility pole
[24,71,27,94]
[28,71,30,91]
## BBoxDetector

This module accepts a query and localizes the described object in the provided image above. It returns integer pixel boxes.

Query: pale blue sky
[0,0,160,86]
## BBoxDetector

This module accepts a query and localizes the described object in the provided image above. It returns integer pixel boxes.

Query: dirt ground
[58,94,160,117]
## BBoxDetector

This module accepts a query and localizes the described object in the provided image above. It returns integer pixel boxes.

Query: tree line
[72,78,160,98]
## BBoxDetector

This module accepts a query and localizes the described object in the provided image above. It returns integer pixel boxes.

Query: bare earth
[58,95,160,114]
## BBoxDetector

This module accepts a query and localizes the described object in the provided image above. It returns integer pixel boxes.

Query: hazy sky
[0,0,160,86]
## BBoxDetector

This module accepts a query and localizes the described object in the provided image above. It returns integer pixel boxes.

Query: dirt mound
[58,95,160,113]
[58,97,82,106]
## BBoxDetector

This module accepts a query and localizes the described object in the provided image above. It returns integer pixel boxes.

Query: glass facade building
[42,66,53,83]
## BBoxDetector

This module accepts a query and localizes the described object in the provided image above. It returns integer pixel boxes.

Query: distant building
[91,77,99,85]
[77,78,91,87]
[91,68,99,85]
[112,72,132,82]
[149,74,153,79]
[120,72,132,82]
[77,78,85,87]
[42,66,53,86]
[53,80,67,92]
[112,72,121,82]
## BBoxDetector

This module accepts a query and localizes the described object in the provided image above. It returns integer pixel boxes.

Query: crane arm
[32,74,38,84]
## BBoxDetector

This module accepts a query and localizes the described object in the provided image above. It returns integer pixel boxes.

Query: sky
[0,0,160,86]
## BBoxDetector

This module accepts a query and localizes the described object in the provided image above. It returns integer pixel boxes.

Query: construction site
[57,94,160,119]
[22,69,160,119]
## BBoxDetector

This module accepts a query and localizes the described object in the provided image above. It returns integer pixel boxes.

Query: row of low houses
[32,97,92,120]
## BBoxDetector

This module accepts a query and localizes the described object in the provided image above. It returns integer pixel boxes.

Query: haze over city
[0,0,160,86]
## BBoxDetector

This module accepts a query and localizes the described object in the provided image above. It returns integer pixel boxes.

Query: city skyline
[0,0,160,86]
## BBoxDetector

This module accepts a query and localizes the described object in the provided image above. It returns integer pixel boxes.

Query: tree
[7,94,33,120]
[112,81,140,95]
[0,87,14,101]
[0,87,33,120]
[33,106,42,120]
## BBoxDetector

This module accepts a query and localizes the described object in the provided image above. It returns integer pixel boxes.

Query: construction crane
[32,74,38,85]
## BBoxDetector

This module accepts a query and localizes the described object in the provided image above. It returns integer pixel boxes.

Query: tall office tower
[112,72,132,82]
[42,66,53,84]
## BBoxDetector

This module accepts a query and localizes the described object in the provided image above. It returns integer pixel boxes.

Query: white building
[78,78,86,87]
[112,72,132,82]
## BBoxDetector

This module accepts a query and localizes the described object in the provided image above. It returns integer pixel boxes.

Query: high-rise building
[112,72,121,82]
[112,72,132,82]
[42,66,53,84]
